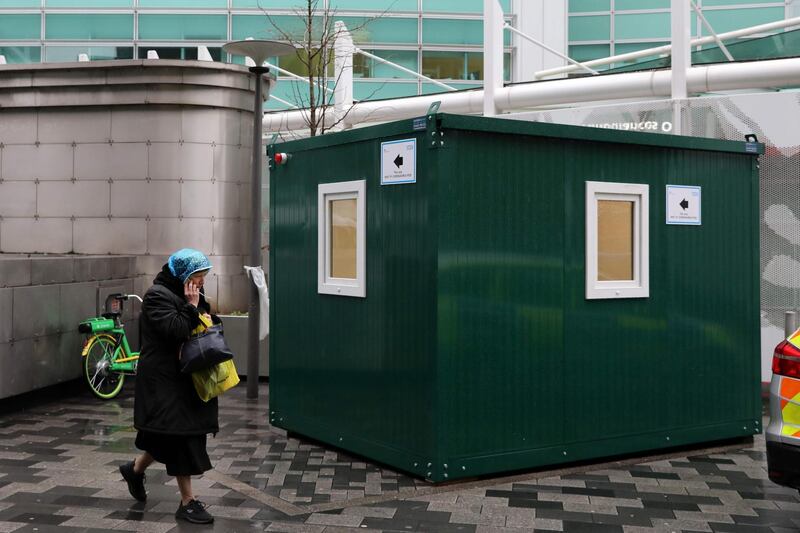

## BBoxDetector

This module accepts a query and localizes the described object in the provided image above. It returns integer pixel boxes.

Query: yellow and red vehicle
[767,328,800,490]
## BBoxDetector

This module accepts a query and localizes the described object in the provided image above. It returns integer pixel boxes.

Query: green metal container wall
[269,124,439,475]
[431,117,760,480]
[270,114,761,483]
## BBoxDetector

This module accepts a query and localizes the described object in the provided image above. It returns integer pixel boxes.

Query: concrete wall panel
[219,182,242,217]
[31,257,74,285]
[110,180,179,218]
[217,273,249,313]
[55,331,82,383]
[182,109,221,144]
[0,112,37,146]
[33,334,65,389]
[239,115,254,148]
[38,110,111,144]
[207,254,244,276]
[38,181,110,217]
[0,258,31,288]
[181,180,215,218]
[75,143,148,180]
[73,257,112,283]
[212,218,246,256]
[147,218,213,255]
[59,281,97,331]
[136,255,169,276]
[0,342,10,397]
[149,142,213,180]
[6,339,35,398]
[0,181,36,217]
[110,256,136,279]
[0,288,11,343]
[73,218,147,255]
[13,284,61,339]
[1,218,72,253]
[1,144,74,180]
[111,108,181,143]
[213,144,249,182]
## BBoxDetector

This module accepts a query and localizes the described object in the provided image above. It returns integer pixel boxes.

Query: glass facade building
[0,0,795,109]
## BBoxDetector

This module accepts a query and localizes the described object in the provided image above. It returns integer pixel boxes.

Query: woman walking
[119,248,218,524]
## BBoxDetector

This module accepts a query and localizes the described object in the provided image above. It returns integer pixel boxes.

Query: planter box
[218,315,268,378]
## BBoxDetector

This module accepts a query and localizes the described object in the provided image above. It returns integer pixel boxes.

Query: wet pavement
[0,381,796,532]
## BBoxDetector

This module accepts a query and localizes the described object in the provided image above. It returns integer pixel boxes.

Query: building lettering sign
[587,121,673,133]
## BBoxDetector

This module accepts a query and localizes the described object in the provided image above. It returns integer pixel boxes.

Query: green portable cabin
[268,113,761,483]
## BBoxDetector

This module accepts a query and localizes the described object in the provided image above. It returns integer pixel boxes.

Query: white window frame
[585,181,649,300]
[318,180,366,298]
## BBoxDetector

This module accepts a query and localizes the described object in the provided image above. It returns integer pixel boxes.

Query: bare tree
[258,0,388,136]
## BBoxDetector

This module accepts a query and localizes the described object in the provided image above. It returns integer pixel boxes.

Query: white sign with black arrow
[381,138,416,185]
[666,185,701,225]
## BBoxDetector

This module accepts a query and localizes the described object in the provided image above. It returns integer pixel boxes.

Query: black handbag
[179,324,234,373]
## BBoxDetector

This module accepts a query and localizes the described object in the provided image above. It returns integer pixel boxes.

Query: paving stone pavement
[0,381,795,532]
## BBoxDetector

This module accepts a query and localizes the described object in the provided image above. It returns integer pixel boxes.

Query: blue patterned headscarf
[168,248,212,284]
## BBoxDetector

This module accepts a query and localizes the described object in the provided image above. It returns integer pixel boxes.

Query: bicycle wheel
[83,334,125,399]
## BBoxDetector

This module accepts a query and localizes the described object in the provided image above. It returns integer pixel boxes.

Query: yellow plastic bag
[192,359,240,402]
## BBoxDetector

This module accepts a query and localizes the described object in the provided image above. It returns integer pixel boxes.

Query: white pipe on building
[483,0,504,116]
[334,21,355,130]
[263,57,800,132]
[672,0,690,134]
[534,16,800,79]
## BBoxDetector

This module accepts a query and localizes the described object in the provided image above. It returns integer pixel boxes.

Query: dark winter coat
[133,265,219,435]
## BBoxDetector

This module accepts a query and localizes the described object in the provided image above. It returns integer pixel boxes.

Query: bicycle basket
[78,317,116,334]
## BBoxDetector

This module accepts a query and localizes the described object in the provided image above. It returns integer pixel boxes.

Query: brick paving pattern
[0,382,795,532]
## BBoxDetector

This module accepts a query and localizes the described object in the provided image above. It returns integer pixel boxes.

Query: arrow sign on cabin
[393,154,403,168]
[680,198,689,210]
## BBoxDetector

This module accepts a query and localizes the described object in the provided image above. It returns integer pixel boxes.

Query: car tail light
[772,340,800,378]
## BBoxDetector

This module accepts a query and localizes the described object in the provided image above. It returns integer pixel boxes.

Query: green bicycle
[78,293,142,400]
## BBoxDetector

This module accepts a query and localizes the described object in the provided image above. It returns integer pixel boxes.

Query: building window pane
[586,181,649,299]
[45,14,133,40]
[138,14,227,40]
[0,0,39,6]
[232,0,314,7]
[46,0,132,6]
[354,50,417,79]
[330,199,357,279]
[568,44,610,63]
[700,7,784,35]
[232,14,323,41]
[615,0,668,10]
[0,14,40,40]
[46,46,133,62]
[139,0,226,6]
[338,16,418,44]
[318,180,366,298]
[331,0,417,11]
[597,200,634,281]
[569,0,610,13]
[423,51,465,79]
[615,13,670,40]
[354,81,418,100]
[0,46,41,63]
[423,19,483,45]
[568,15,610,41]
[423,0,511,13]
[137,46,221,61]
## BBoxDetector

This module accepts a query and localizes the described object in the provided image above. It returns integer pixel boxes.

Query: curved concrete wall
[0,60,265,313]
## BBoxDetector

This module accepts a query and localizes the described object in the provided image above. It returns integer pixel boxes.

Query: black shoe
[175,499,214,524]
[119,461,147,502]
